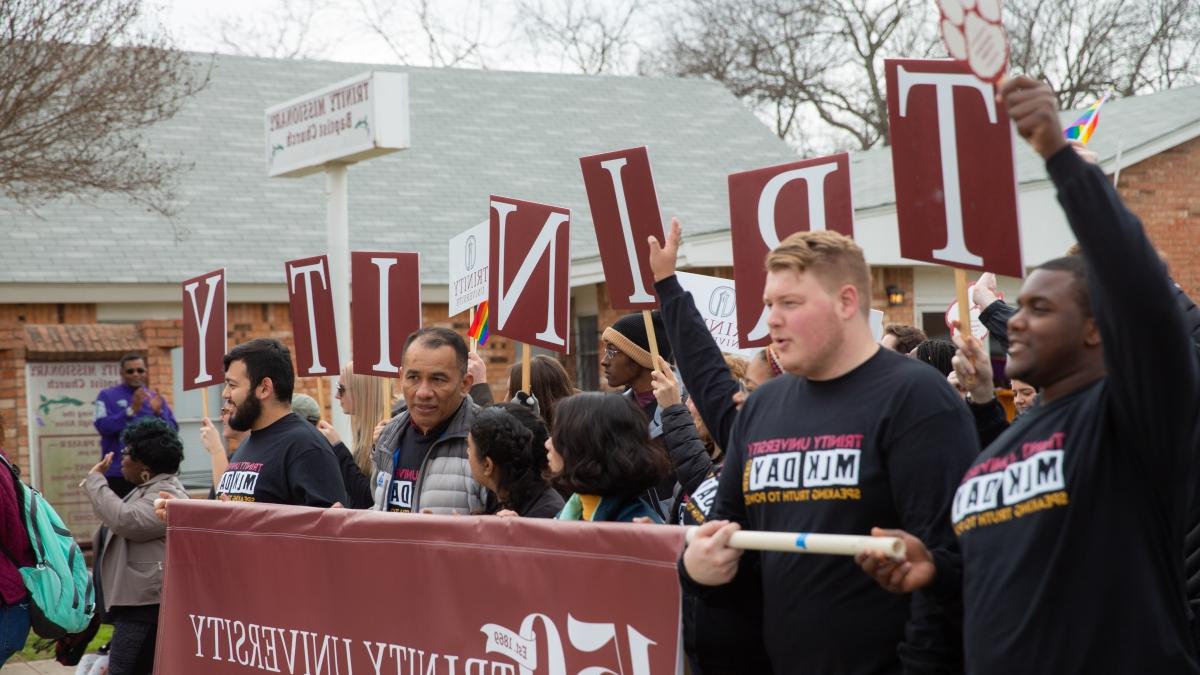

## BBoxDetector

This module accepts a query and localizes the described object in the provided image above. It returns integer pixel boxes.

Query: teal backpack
[0,454,95,639]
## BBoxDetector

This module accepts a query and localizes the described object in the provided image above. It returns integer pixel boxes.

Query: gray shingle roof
[0,54,797,285]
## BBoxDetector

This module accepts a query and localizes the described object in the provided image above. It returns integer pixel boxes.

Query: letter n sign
[885,58,1023,278]
[729,153,854,348]
[181,268,226,391]
[351,252,421,377]
[489,196,571,353]
[579,146,665,310]
[286,255,341,377]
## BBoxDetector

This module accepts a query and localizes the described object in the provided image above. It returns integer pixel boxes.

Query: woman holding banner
[81,418,188,675]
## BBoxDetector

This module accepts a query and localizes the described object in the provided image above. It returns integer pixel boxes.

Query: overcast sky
[153,0,620,72]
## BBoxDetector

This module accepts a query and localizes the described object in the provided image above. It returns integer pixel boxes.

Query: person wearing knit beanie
[600,311,673,390]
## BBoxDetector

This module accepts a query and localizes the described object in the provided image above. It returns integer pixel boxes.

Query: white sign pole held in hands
[686,527,906,560]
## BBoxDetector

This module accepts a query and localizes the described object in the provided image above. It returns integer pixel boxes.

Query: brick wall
[1116,136,1200,298]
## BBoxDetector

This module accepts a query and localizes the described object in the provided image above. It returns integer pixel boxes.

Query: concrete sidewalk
[4,659,76,673]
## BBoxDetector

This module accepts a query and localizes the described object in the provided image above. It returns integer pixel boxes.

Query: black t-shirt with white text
[709,348,977,674]
[952,146,1200,674]
[387,418,447,513]
[216,413,347,507]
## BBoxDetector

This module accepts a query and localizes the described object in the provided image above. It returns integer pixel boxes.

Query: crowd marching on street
[1,64,1199,675]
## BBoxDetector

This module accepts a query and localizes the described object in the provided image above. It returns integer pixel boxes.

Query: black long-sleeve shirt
[952,146,1200,674]
[692,348,977,674]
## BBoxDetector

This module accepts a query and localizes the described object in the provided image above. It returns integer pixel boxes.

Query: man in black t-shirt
[681,230,977,674]
[858,76,1200,674]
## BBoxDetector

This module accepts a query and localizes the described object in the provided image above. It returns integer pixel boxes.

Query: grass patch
[10,623,112,664]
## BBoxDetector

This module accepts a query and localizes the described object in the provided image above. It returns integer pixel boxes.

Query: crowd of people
[0,76,1196,674]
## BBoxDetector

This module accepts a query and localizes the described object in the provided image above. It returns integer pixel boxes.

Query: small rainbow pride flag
[468,300,489,346]
[1064,91,1111,146]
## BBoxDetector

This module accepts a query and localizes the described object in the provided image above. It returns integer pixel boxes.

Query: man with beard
[213,338,345,506]
[857,76,1200,674]
[94,353,177,496]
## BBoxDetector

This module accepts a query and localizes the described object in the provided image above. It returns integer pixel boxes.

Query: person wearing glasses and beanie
[94,353,177,497]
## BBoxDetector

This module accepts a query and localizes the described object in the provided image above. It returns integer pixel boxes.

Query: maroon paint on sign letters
[580,146,665,310]
[488,196,572,354]
[728,153,854,348]
[351,252,420,378]
[181,268,226,391]
[885,58,1023,277]
[285,254,340,377]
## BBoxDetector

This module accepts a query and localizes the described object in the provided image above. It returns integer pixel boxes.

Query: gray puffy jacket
[370,398,488,515]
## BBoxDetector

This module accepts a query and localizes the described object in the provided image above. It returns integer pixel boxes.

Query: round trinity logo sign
[708,286,736,318]
[465,235,477,271]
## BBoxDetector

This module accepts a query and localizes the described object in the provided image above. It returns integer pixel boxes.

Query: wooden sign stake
[469,305,477,353]
[521,343,532,393]
[642,310,660,372]
[200,388,210,420]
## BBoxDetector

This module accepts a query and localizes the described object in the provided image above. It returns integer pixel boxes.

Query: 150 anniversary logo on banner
[157,502,683,674]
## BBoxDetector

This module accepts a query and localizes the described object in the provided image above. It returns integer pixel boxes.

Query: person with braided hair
[468,407,563,518]
[81,417,189,675]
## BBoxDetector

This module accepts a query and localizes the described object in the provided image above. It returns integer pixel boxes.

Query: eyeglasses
[336,384,346,395]
[602,345,620,360]
[124,368,146,374]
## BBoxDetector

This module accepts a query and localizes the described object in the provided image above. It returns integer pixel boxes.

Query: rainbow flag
[1064,92,1111,146]
[468,300,489,346]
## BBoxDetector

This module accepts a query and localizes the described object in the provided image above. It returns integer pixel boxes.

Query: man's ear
[838,284,861,320]
[1082,316,1102,348]
[461,370,475,394]
[258,377,275,401]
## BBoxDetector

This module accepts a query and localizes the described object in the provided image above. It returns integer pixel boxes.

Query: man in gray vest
[371,327,487,515]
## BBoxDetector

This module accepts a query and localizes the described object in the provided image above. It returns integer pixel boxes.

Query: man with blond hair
[680,230,978,674]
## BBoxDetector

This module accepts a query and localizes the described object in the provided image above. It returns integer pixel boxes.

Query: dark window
[575,315,599,391]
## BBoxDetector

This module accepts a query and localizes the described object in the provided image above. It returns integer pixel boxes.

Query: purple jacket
[0,449,32,605]
[93,384,178,478]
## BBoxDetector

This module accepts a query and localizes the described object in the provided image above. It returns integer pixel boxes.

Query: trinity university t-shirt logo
[952,432,1069,535]
[742,434,864,505]
[218,461,264,502]
[388,468,419,512]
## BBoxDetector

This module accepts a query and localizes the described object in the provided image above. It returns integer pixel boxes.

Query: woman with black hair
[468,407,563,518]
[548,393,671,523]
[81,417,188,675]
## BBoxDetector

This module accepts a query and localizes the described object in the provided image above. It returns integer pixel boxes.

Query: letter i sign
[579,146,664,310]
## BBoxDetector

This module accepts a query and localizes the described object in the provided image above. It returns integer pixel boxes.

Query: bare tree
[658,0,936,152]
[656,0,1199,152]
[0,0,208,214]
[355,0,494,68]
[1006,0,1200,108]
[211,0,332,60]
[517,0,647,75]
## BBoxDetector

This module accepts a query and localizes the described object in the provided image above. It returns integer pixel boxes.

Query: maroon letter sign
[885,58,1023,277]
[729,153,854,348]
[181,268,227,391]
[285,255,340,377]
[351,252,421,377]
[157,502,684,674]
[579,146,665,310]
[489,196,571,353]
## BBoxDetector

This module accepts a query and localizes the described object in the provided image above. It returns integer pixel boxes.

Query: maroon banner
[579,146,665,310]
[157,501,684,674]
[351,252,420,377]
[181,268,227,391]
[885,58,1023,277]
[489,196,571,353]
[728,153,854,348]
[285,255,340,377]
